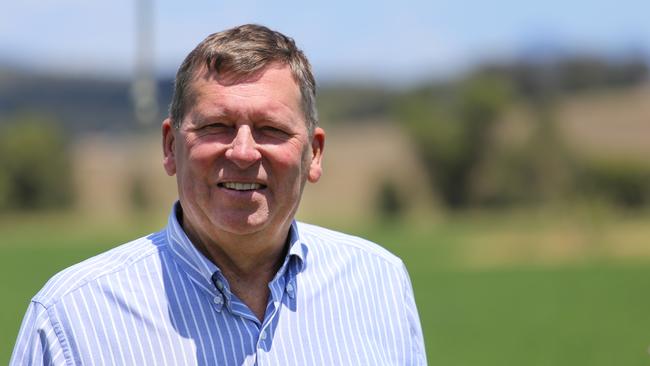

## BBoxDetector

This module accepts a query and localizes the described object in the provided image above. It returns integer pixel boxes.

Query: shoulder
[32,230,169,308]
[295,221,404,268]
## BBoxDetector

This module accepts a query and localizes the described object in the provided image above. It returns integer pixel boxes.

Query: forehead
[188,64,302,112]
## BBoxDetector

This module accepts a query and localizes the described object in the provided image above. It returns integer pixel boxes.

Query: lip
[217,178,267,184]
[216,179,268,193]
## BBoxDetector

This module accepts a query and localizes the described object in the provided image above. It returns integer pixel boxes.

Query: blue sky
[1,0,648,83]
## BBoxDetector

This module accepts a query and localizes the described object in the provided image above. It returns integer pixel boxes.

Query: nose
[225,125,262,168]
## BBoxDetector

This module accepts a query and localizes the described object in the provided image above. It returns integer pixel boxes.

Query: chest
[55,273,406,366]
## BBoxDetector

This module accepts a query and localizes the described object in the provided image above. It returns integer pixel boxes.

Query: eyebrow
[189,99,298,127]
[191,109,230,125]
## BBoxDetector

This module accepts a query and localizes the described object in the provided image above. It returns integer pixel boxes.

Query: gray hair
[168,24,318,134]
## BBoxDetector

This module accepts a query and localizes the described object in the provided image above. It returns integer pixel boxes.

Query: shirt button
[260,330,267,340]
[215,280,224,291]
[286,282,295,298]
[213,295,223,305]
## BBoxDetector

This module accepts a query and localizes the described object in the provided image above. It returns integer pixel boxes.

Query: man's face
[162,64,324,243]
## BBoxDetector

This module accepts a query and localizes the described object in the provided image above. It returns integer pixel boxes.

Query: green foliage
[467,148,539,207]
[578,159,650,208]
[0,114,73,210]
[461,101,581,209]
[395,74,512,208]
[129,173,151,211]
[316,86,396,124]
[375,179,405,221]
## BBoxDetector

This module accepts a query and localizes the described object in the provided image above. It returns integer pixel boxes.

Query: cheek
[266,145,306,172]
[186,143,222,169]
[176,145,222,194]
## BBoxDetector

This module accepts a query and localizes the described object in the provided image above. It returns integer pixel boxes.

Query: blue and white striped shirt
[11,204,426,365]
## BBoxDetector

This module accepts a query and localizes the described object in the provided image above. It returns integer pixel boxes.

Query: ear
[162,118,177,176]
[307,127,325,183]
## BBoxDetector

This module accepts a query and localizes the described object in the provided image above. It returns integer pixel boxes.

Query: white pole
[132,0,158,126]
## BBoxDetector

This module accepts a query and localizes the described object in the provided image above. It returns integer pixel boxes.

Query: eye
[200,122,231,131]
[259,125,290,138]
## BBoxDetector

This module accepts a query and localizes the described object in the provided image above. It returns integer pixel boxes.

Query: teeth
[222,182,262,191]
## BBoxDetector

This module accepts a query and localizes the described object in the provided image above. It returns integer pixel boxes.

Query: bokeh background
[2,1,650,364]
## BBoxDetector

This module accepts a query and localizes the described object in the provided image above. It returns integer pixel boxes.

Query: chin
[214,212,271,235]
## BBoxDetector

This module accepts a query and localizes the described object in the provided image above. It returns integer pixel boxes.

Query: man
[11,24,426,365]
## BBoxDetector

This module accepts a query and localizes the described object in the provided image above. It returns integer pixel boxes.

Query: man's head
[162,24,324,247]
[169,24,318,135]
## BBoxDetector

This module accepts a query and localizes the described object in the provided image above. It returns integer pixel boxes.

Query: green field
[2,210,650,365]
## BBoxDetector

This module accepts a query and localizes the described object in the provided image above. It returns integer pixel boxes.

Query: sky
[1,0,649,84]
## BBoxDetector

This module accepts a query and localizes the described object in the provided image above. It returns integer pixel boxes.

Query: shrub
[578,159,650,209]
[0,114,73,210]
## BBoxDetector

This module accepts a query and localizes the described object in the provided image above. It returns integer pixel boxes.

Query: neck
[181,218,291,322]
[185,222,290,279]
[176,204,292,277]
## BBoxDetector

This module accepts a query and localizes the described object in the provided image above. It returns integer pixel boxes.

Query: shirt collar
[165,202,308,292]
[286,220,307,273]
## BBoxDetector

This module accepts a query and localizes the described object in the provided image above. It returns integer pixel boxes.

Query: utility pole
[132,0,158,126]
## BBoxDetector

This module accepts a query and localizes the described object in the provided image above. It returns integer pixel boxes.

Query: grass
[416,265,650,365]
[2,209,650,365]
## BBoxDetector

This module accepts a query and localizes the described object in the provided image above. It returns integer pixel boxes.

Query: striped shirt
[11,203,427,365]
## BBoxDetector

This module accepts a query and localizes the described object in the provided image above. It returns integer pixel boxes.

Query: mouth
[217,182,266,191]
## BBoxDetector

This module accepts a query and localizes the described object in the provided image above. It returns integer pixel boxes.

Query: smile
[218,182,266,191]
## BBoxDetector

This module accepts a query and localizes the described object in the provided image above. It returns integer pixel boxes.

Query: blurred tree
[375,178,405,221]
[579,159,650,209]
[317,85,396,124]
[524,80,575,204]
[129,172,151,212]
[471,57,577,207]
[395,74,512,209]
[0,114,73,210]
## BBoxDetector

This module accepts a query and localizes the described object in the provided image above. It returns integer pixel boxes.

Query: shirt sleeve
[401,262,428,365]
[10,301,68,366]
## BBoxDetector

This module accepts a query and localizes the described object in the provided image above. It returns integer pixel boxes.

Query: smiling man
[11,24,426,365]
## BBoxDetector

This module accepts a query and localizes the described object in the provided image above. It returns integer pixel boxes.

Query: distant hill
[0,68,397,136]
[0,68,173,135]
